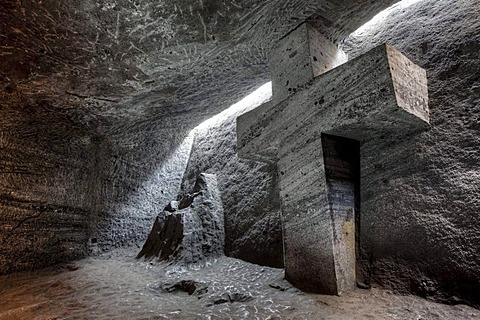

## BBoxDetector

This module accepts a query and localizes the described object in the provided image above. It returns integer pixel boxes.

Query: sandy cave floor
[0,247,478,320]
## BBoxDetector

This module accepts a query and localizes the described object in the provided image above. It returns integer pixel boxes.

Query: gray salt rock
[137,173,225,264]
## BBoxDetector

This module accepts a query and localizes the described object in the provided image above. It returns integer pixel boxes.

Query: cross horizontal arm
[237,44,429,161]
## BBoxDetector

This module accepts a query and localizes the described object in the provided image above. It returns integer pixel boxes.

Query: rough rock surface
[179,84,284,267]
[1,247,479,320]
[1,0,403,274]
[137,173,225,264]
[237,43,430,294]
[0,0,479,310]
[336,0,480,307]
[233,0,479,307]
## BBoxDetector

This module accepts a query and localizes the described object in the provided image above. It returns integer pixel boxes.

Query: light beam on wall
[133,81,272,218]
[195,82,272,132]
[349,0,424,37]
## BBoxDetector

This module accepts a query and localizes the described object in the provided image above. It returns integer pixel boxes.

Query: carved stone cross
[237,23,429,295]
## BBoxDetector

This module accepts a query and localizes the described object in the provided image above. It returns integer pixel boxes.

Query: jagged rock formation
[137,173,225,263]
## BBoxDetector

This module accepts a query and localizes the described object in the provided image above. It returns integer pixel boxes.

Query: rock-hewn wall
[1,0,478,309]
[0,0,408,274]
[95,126,194,251]
[180,0,479,306]
[179,84,284,268]
[0,94,193,274]
[341,0,480,307]
[0,96,108,273]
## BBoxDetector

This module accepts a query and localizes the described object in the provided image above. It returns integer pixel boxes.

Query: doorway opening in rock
[321,133,361,290]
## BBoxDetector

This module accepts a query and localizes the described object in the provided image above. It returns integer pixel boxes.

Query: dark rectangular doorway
[321,133,360,292]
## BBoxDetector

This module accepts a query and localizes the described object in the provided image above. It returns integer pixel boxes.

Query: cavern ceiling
[1,0,401,129]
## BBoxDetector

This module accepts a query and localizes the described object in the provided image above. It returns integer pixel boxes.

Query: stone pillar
[277,139,339,293]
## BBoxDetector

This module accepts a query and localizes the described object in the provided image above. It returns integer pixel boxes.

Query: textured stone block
[268,22,347,104]
[238,44,429,159]
[237,43,429,294]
